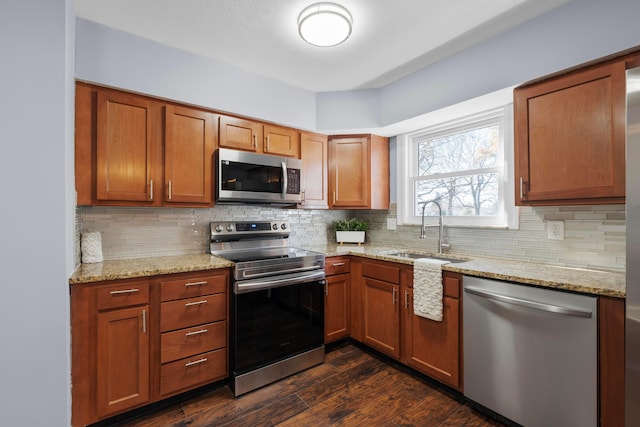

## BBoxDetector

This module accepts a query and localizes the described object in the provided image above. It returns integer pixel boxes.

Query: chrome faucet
[420,200,450,254]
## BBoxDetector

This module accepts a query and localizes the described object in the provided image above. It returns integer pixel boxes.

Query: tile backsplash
[77,203,625,272]
[359,204,626,272]
[77,206,347,264]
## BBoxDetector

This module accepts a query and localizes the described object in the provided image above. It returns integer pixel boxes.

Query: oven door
[231,270,325,376]
[217,148,302,204]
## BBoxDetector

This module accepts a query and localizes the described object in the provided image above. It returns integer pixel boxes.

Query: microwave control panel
[287,169,300,194]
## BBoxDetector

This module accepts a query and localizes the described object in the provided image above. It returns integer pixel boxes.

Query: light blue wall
[318,0,640,130]
[0,0,74,425]
[76,18,317,131]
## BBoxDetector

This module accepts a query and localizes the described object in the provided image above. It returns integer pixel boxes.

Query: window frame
[397,105,518,229]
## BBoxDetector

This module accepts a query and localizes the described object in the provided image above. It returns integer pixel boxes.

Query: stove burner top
[209,221,325,282]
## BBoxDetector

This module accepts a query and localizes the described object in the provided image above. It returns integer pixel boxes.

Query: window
[397,105,518,228]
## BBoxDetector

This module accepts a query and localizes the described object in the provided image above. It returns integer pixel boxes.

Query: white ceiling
[74,0,569,93]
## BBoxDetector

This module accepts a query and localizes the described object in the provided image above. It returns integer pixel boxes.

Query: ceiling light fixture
[298,2,352,47]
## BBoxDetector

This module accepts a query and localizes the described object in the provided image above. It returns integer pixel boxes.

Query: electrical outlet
[386,218,397,230]
[547,220,564,240]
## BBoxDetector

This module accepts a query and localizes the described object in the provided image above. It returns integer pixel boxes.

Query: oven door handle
[241,264,322,280]
[235,270,325,294]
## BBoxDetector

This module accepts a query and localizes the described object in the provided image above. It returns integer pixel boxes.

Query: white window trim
[397,102,518,230]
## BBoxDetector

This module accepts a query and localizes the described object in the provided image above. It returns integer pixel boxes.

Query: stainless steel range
[210,221,325,396]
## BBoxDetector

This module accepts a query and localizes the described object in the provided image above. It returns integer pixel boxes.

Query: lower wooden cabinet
[70,269,230,427]
[158,273,228,398]
[160,348,227,396]
[402,270,462,390]
[96,302,150,417]
[352,258,462,389]
[324,257,351,343]
[361,260,402,359]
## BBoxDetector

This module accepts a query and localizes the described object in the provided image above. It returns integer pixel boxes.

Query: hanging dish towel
[81,231,104,263]
[413,258,450,321]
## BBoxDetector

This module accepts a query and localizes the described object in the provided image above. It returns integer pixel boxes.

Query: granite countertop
[69,254,233,285]
[69,245,626,298]
[306,244,626,299]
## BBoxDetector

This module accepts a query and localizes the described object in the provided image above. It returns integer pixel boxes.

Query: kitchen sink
[385,251,466,263]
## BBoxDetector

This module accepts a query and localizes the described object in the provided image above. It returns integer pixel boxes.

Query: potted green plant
[335,218,369,245]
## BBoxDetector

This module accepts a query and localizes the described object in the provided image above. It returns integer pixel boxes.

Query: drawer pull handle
[332,262,346,267]
[110,288,139,295]
[185,329,208,337]
[184,281,208,287]
[185,300,208,307]
[185,357,208,367]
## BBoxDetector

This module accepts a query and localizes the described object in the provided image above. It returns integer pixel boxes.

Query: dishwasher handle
[464,286,593,318]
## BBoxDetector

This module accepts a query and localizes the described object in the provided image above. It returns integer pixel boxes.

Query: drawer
[362,261,400,284]
[160,273,228,302]
[160,348,227,396]
[161,321,226,364]
[160,293,226,332]
[96,280,150,310]
[325,257,350,276]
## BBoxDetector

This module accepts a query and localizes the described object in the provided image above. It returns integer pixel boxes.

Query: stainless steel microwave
[216,148,302,205]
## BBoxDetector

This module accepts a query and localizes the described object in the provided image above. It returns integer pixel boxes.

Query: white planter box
[336,231,365,245]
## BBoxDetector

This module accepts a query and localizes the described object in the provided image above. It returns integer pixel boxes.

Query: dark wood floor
[115,343,505,427]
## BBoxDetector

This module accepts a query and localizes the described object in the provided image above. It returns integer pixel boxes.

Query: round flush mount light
[298,2,352,47]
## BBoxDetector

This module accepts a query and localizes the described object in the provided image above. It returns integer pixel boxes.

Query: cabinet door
[328,136,369,208]
[164,106,215,204]
[325,273,350,343]
[300,132,328,209]
[403,272,461,389]
[96,90,158,203]
[96,305,150,417]
[514,60,626,204]
[264,124,300,157]
[218,115,262,152]
[405,290,461,389]
[362,277,400,359]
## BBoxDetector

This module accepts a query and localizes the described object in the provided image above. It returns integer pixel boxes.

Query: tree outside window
[413,123,500,218]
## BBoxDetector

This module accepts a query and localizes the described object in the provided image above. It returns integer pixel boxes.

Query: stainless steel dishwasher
[463,275,597,427]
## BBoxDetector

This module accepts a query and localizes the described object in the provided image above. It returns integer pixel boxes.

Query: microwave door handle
[281,161,288,198]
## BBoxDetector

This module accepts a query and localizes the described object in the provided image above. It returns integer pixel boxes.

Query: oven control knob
[280,223,287,230]
[226,224,234,232]
[214,224,223,233]
[272,223,278,230]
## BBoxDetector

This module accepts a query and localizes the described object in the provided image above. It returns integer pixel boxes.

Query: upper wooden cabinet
[219,115,300,158]
[164,105,216,204]
[75,83,216,207]
[328,134,389,209]
[300,131,329,209]
[264,124,300,157]
[514,59,626,205]
[218,115,262,152]
[94,88,160,204]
